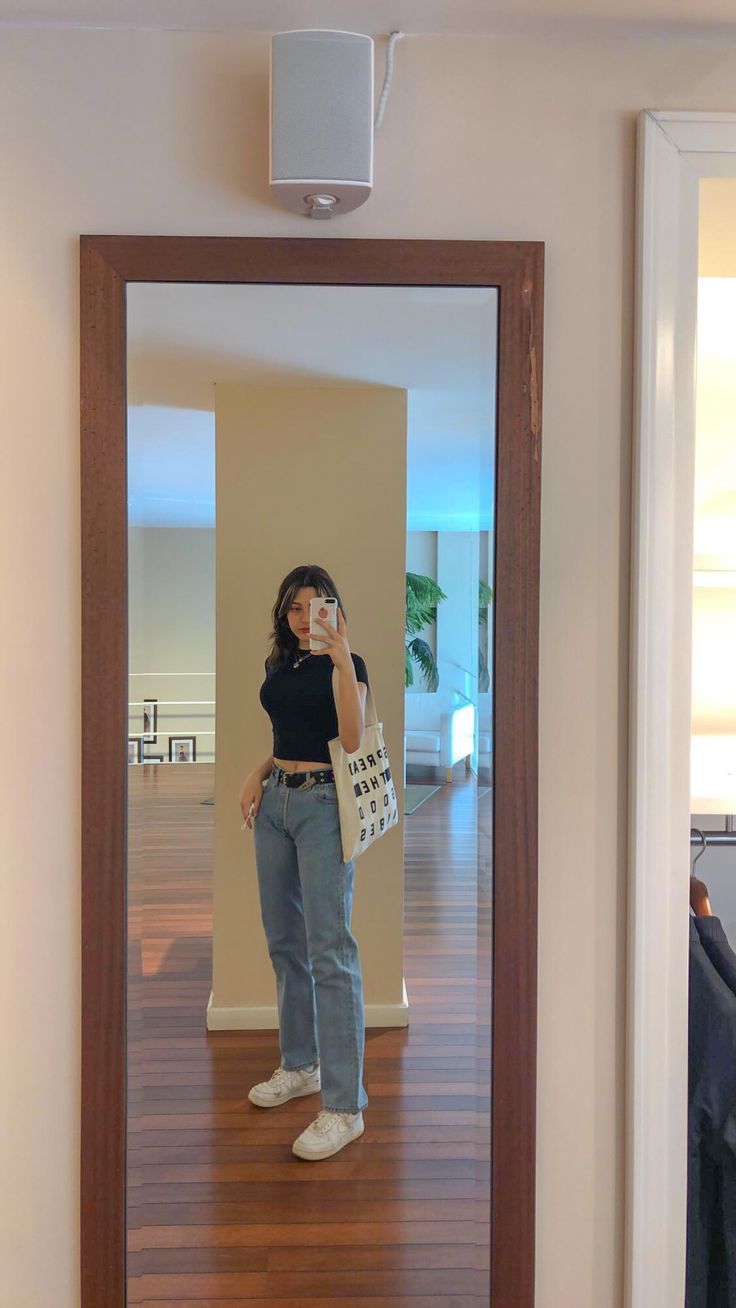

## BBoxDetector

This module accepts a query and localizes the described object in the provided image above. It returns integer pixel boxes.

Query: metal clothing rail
[128,700,215,707]
[691,817,736,848]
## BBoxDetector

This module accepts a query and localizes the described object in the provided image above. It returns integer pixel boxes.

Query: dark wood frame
[168,735,197,763]
[80,235,543,1308]
[142,696,157,743]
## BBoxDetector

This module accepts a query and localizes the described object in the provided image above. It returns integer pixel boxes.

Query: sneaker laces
[268,1064,316,1088]
[266,1067,291,1088]
[311,1109,345,1135]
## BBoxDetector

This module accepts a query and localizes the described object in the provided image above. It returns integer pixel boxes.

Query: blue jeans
[252,764,369,1114]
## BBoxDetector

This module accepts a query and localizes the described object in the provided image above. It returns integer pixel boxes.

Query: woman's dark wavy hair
[265,564,346,672]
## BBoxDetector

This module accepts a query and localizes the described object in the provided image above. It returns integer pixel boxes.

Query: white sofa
[404,690,475,782]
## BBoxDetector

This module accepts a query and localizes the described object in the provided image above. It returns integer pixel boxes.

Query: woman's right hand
[239,773,264,830]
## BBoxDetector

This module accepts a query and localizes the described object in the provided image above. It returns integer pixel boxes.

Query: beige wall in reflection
[211,381,408,1020]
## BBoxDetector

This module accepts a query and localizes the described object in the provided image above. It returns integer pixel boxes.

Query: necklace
[292,648,312,670]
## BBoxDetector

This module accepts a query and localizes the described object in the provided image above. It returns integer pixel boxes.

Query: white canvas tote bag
[328,665,400,863]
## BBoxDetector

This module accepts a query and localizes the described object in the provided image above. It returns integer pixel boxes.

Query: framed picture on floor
[142,698,157,743]
[128,737,143,764]
[169,736,196,763]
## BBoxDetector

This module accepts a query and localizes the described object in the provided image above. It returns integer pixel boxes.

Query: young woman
[238,564,370,1161]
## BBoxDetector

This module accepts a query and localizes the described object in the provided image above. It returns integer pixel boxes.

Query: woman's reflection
[239,564,370,1158]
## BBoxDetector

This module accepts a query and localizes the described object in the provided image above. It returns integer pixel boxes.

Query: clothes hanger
[691,827,706,875]
[690,827,713,917]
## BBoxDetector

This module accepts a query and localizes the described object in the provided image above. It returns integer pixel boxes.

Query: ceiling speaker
[270,30,374,219]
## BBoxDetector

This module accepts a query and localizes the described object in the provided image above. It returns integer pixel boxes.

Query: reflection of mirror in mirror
[126,283,496,1301]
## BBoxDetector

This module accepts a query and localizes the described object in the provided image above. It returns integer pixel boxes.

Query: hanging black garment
[693,917,736,1000]
[687,919,736,1308]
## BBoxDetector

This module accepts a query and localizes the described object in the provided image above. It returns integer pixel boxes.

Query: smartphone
[309,595,338,651]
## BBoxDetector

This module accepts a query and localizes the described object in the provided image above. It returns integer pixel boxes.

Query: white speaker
[270,29,374,219]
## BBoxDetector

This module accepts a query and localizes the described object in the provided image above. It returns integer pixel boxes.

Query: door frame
[627,111,736,1308]
[80,235,544,1307]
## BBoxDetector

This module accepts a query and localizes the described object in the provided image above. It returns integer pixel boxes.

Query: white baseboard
[206,977,410,1030]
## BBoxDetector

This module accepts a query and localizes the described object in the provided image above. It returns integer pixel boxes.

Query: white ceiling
[127,282,497,531]
[1,0,734,33]
[127,283,498,410]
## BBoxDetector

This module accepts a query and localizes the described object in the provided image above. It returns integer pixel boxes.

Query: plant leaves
[406,637,440,692]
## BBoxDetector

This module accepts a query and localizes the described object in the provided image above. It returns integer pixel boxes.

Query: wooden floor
[127,762,493,1307]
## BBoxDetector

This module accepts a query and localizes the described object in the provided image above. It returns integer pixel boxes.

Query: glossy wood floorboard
[127,762,492,1306]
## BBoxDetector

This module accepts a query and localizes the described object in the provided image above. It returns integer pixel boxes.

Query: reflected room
[125,283,496,1303]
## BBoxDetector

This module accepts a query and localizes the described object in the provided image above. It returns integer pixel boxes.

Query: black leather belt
[271,764,335,788]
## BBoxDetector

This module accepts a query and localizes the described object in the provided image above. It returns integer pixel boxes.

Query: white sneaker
[292,1109,365,1160]
[248,1062,321,1107]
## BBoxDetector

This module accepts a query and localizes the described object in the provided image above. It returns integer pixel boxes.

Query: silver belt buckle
[302,769,329,789]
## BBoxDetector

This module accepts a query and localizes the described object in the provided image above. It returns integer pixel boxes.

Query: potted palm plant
[478,578,494,693]
[405,572,446,690]
[405,572,495,690]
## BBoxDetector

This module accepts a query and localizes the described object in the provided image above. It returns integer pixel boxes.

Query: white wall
[437,530,479,700]
[406,530,486,701]
[128,525,216,760]
[4,24,736,1308]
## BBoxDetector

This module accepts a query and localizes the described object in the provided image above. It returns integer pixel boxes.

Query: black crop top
[259,651,369,763]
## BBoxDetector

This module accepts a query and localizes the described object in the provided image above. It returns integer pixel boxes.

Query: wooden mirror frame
[80,235,543,1308]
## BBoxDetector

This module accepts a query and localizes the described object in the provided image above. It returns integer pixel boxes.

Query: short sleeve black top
[259,651,369,763]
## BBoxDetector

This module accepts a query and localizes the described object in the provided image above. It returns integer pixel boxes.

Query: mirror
[80,234,541,1308]
[125,281,497,1301]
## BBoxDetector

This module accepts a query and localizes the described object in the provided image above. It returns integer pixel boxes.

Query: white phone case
[309,596,337,651]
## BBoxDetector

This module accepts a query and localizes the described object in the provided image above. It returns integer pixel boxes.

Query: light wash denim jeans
[252,763,369,1115]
